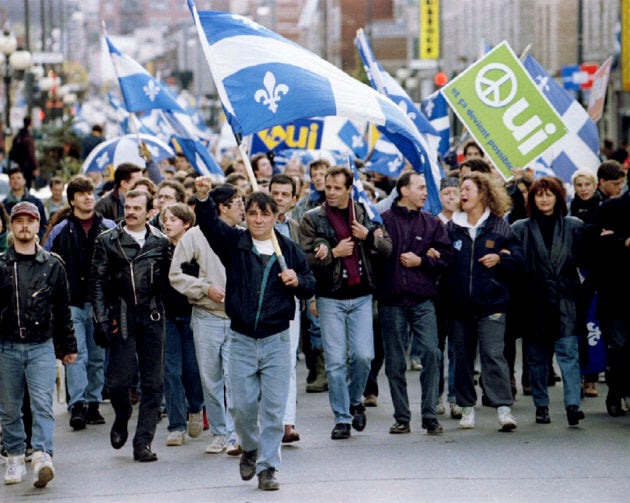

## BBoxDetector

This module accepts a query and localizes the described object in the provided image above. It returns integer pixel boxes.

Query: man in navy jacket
[194,176,315,491]
[377,172,453,435]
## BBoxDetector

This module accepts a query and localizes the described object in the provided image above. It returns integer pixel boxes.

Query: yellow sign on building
[420,0,440,60]
[623,0,630,91]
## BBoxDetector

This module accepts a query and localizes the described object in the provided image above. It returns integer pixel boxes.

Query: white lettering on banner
[474,63,558,157]
[502,97,558,155]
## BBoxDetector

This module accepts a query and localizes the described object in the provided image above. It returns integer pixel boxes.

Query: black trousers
[107,307,165,449]
[602,318,630,402]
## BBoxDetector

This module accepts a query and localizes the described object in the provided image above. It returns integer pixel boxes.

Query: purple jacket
[376,203,453,305]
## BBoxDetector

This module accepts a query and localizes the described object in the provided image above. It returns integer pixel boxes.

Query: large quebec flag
[106,36,186,114]
[522,55,600,182]
[187,1,441,213]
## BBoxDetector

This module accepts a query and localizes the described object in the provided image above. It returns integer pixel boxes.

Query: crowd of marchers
[0,132,629,492]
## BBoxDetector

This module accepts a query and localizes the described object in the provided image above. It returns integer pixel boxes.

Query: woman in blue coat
[512,177,585,426]
[443,172,525,432]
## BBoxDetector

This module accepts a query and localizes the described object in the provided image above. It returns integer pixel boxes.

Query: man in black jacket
[90,189,170,462]
[586,168,630,417]
[0,201,76,488]
[194,176,315,491]
[44,175,116,430]
[299,166,392,441]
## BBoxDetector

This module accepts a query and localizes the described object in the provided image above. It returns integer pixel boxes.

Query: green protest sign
[442,41,568,179]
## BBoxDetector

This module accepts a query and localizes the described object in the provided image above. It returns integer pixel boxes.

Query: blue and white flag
[337,120,368,159]
[366,135,405,178]
[421,92,450,158]
[354,28,442,213]
[349,157,383,225]
[187,2,441,213]
[105,36,186,114]
[612,14,621,70]
[523,55,600,182]
[163,111,224,178]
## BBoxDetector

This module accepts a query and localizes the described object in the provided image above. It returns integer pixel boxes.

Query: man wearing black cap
[0,201,76,488]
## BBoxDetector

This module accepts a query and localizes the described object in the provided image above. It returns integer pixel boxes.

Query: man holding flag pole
[193,175,315,490]
[299,165,392,439]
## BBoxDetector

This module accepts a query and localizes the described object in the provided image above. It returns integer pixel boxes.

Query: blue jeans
[190,307,233,437]
[380,301,441,422]
[164,316,205,432]
[306,303,322,350]
[0,340,56,455]
[284,303,300,425]
[229,330,290,474]
[450,313,513,408]
[525,335,581,408]
[317,295,374,424]
[66,303,105,408]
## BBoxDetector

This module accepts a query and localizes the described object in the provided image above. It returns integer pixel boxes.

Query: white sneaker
[225,436,242,456]
[450,402,463,419]
[436,396,445,415]
[4,455,26,485]
[32,451,55,488]
[205,434,226,454]
[187,412,204,439]
[166,430,186,446]
[497,406,517,431]
[459,407,475,429]
[409,358,423,371]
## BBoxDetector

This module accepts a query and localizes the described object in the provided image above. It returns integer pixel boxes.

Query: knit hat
[10,201,40,221]
[440,177,459,191]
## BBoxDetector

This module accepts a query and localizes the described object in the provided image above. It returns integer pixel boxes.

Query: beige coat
[169,226,229,319]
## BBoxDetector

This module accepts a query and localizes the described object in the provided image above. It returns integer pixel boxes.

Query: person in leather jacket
[90,189,170,463]
[0,201,76,488]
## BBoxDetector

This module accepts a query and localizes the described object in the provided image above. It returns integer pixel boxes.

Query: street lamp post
[0,25,32,142]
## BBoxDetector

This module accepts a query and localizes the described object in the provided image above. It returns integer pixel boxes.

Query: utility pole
[24,0,30,51]
[40,0,46,51]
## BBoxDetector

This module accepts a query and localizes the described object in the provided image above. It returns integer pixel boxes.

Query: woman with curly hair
[442,172,525,431]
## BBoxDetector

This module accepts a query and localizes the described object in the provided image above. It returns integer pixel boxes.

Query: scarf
[325,202,361,286]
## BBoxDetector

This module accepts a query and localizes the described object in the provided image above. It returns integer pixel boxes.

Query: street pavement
[3,354,630,502]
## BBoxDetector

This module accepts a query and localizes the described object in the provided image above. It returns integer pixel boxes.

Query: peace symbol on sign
[475,63,517,108]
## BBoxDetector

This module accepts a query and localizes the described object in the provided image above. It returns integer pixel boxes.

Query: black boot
[70,403,87,431]
[86,403,106,425]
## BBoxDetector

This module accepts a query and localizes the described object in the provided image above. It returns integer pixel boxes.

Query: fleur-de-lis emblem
[387,157,402,174]
[143,79,160,102]
[398,99,416,121]
[96,152,110,169]
[255,71,289,113]
[535,75,550,93]
[352,135,364,149]
[424,98,435,118]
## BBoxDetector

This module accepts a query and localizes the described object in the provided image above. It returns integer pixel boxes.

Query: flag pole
[236,136,288,272]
